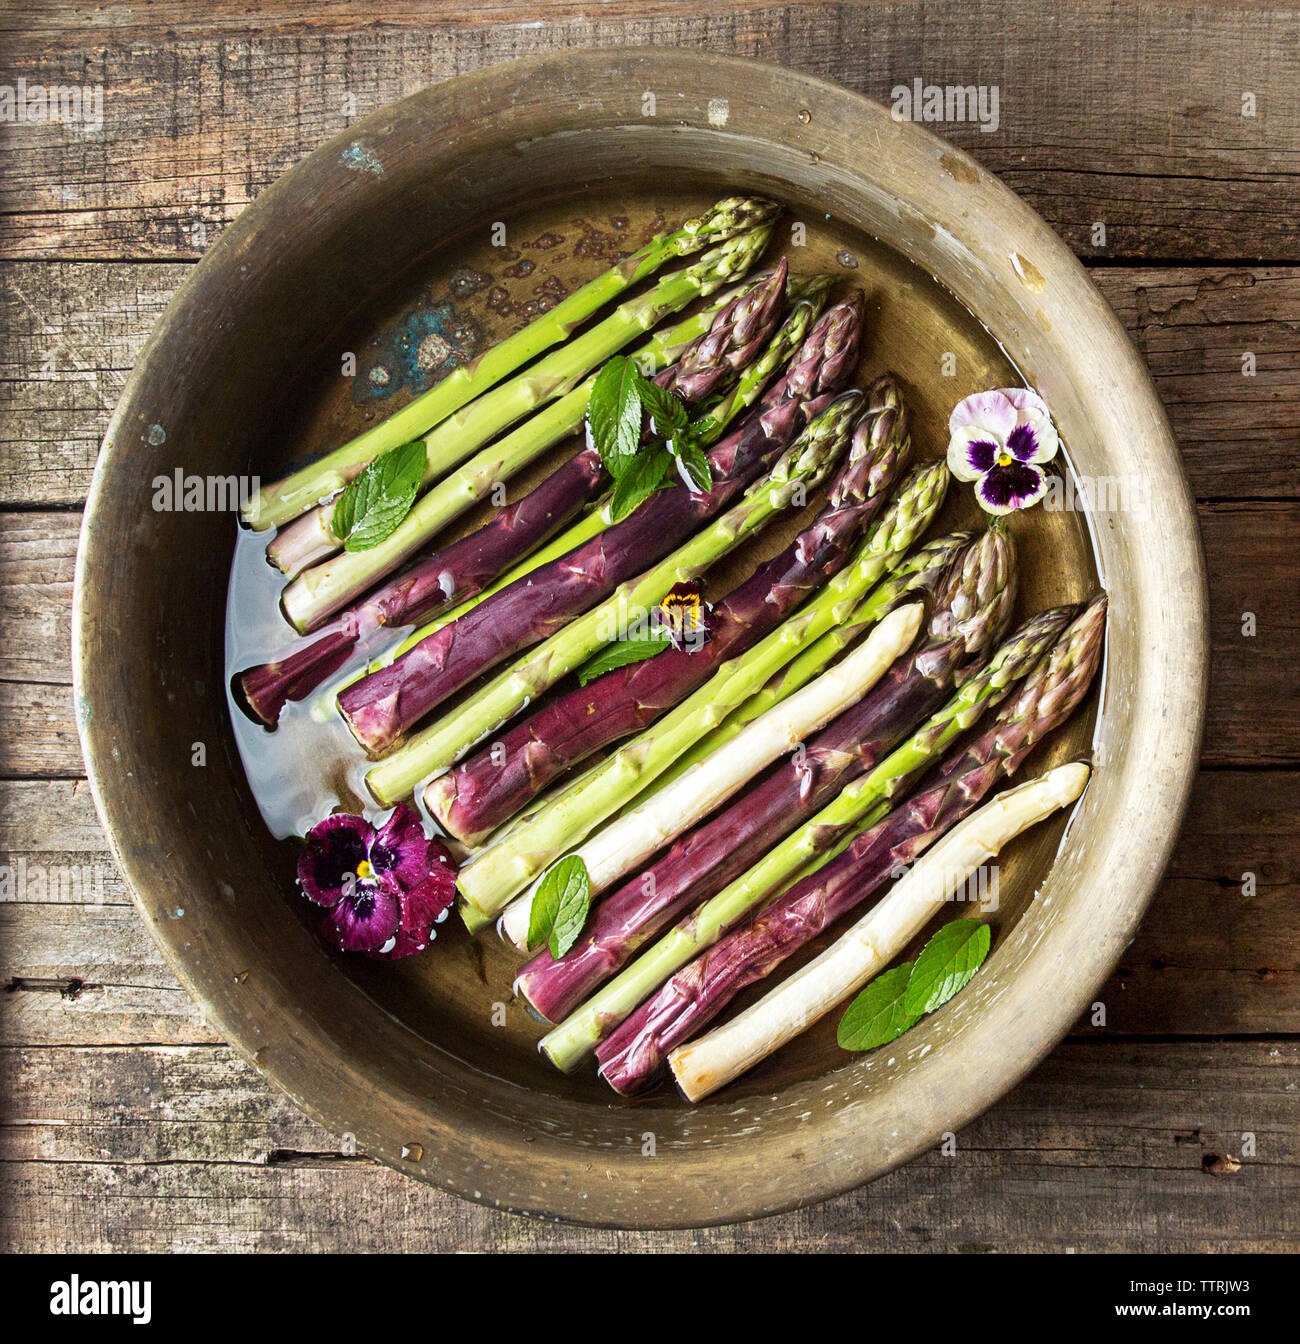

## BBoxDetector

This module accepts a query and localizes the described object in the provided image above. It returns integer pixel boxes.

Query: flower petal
[1007,410,1059,465]
[947,427,1001,482]
[371,803,430,891]
[298,813,372,906]
[321,875,401,952]
[948,390,1017,438]
[366,838,458,960]
[1000,386,1052,421]
[975,462,1048,515]
[369,862,457,961]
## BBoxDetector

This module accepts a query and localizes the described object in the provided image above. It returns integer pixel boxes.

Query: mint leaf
[610,447,671,522]
[334,440,426,551]
[837,963,920,1051]
[588,357,643,477]
[903,918,991,1017]
[576,631,673,685]
[527,855,590,957]
[635,378,688,437]
[669,435,713,493]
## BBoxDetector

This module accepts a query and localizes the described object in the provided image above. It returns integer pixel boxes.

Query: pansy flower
[298,804,456,959]
[947,387,1059,515]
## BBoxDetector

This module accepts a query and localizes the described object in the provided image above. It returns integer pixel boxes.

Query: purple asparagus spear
[595,594,1106,1094]
[428,375,911,845]
[514,524,1017,1024]
[337,294,865,757]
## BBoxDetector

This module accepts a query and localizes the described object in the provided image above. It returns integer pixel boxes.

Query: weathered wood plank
[0,682,78,777]
[0,3,1297,261]
[3,263,1294,508]
[0,263,179,506]
[1091,769,1300,1035]
[1090,268,1300,499]
[0,903,220,1046]
[0,511,78,684]
[1201,502,1300,767]
[3,766,1295,1043]
[2,1040,1295,1251]
[3,502,1294,772]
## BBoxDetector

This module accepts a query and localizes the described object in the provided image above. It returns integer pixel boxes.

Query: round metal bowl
[74,49,1206,1228]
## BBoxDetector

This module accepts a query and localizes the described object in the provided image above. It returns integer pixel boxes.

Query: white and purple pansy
[298,803,456,959]
[947,387,1060,515]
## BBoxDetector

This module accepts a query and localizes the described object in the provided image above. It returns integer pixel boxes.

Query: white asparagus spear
[497,601,924,950]
[667,760,1090,1102]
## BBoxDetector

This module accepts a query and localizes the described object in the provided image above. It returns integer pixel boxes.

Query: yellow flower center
[355,859,374,880]
[996,451,1013,467]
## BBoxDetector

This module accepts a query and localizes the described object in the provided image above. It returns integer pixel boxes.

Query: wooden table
[2,1,1297,1252]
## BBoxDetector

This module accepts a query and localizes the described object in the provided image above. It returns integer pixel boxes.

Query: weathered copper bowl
[74,49,1206,1227]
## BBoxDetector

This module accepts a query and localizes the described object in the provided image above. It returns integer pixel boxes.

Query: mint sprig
[334,439,425,551]
[527,854,591,958]
[588,355,713,523]
[588,358,643,478]
[839,918,992,1053]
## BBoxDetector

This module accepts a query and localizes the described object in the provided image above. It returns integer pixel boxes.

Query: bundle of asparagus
[597,595,1106,1093]
[649,529,974,790]
[538,598,1072,1072]
[243,195,778,533]
[233,193,1112,1108]
[462,458,950,925]
[236,265,803,726]
[276,221,777,618]
[669,760,1093,1101]
[364,277,833,673]
[428,374,912,846]
[347,294,866,769]
[512,525,1013,1018]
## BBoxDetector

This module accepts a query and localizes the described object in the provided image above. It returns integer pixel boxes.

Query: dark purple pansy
[298,804,458,960]
[947,387,1060,516]
[298,813,372,906]
[322,872,402,953]
[372,855,457,960]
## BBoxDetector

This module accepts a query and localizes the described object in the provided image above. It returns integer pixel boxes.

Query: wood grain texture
[0,3,1296,262]
[3,1041,1296,1251]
